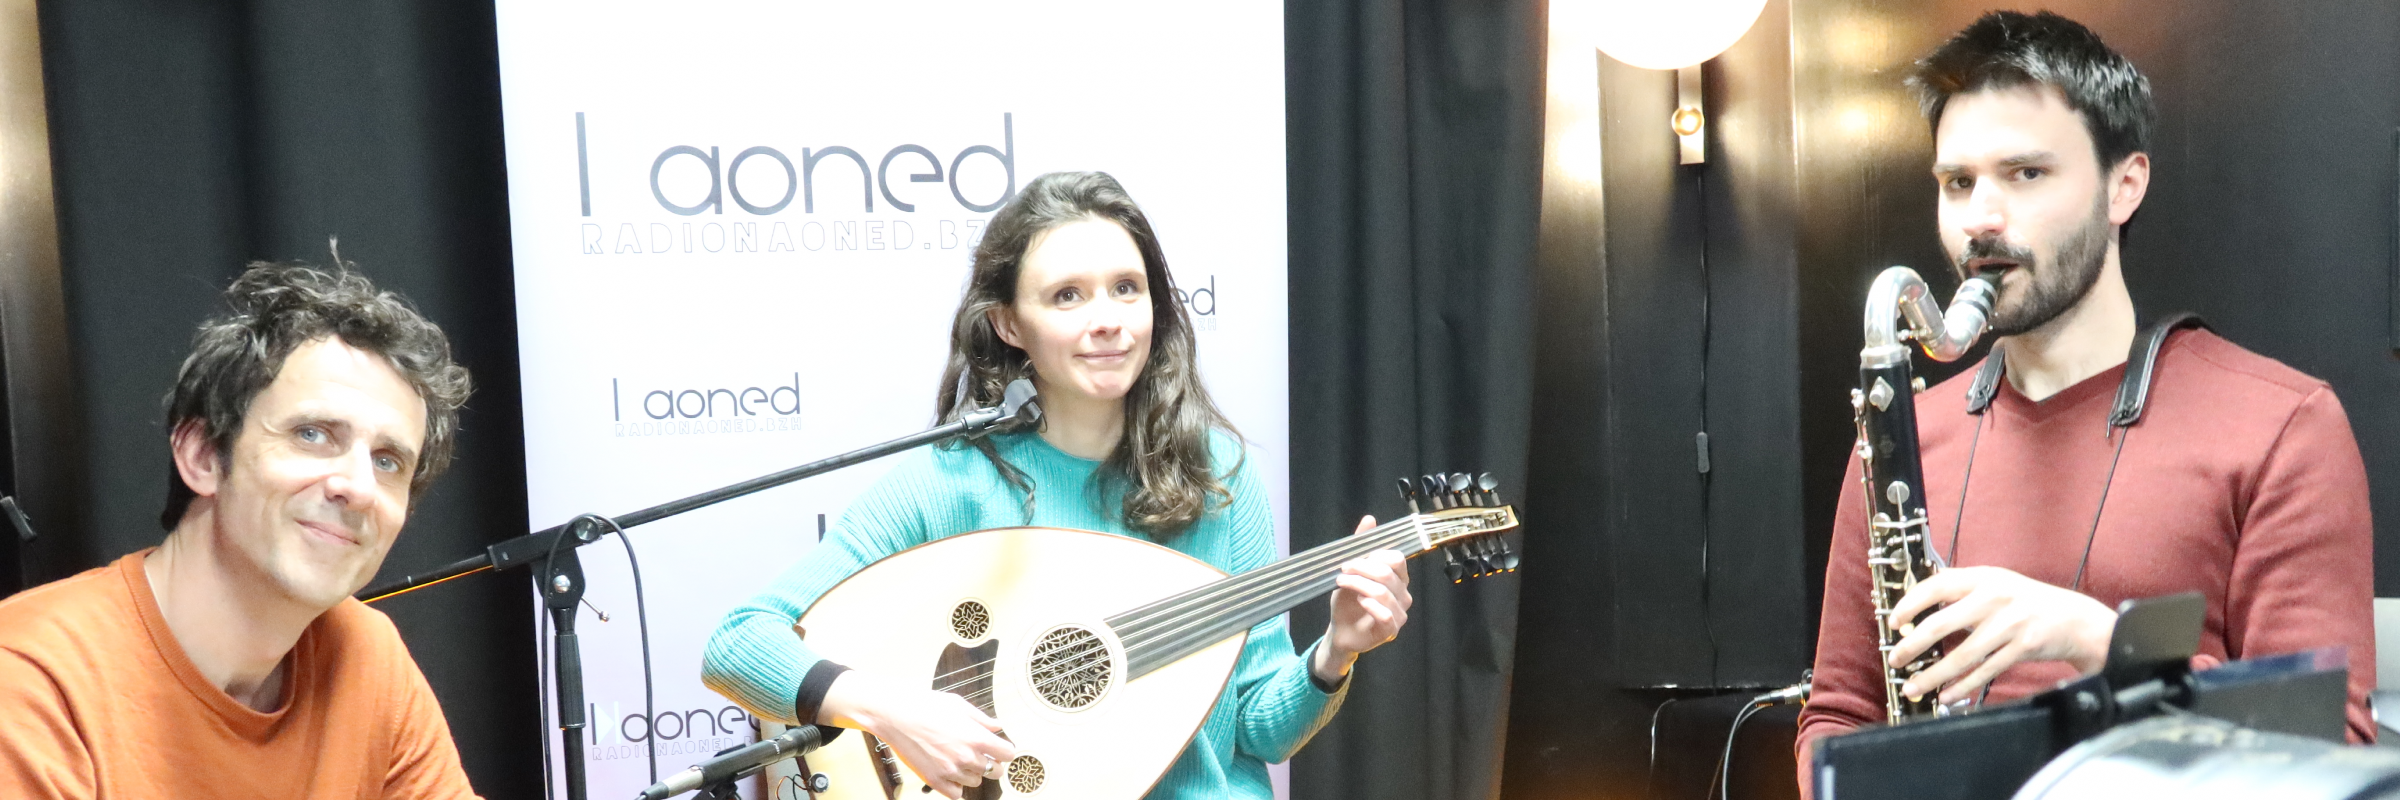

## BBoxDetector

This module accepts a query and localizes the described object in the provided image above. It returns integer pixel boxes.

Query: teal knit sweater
[701,430,1346,799]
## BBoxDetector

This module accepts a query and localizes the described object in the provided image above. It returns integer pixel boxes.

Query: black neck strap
[1964,312,2211,427]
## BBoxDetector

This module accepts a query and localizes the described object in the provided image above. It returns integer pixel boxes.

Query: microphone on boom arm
[960,378,1041,434]
[1002,378,1041,430]
[635,724,834,800]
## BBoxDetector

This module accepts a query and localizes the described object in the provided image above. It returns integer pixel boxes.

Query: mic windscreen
[1002,379,1041,427]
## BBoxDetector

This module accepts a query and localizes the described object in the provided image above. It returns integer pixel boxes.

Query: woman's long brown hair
[935,171,1238,539]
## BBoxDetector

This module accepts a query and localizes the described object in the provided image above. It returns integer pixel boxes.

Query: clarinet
[1853,265,2000,722]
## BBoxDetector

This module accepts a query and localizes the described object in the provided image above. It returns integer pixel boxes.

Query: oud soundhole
[952,600,991,641]
[1007,755,1045,793]
[1028,625,1111,711]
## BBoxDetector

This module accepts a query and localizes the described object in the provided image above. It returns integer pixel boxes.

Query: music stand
[1811,592,2349,800]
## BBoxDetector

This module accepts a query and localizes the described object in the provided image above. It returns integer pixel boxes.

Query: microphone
[635,725,833,800]
[1001,378,1041,428]
[958,378,1040,435]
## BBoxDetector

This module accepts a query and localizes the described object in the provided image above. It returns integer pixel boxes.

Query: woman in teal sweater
[700,171,1414,799]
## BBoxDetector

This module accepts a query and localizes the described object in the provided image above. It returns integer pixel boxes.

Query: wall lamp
[1584,0,1767,164]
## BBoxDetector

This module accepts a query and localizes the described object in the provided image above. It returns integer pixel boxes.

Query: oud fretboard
[1102,509,1504,680]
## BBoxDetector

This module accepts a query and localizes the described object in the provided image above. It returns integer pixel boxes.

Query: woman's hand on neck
[1030,376,1128,460]
[1999,258,2137,403]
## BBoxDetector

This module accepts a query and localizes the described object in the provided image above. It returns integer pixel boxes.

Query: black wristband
[793,660,852,725]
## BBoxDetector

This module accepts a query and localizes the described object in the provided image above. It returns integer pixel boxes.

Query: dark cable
[1693,157,1720,685]
[1646,695,1684,797]
[536,587,554,800]
[1706,700,1760,800]
[1711,699,1775,800]
[536,514,662,787]
[586,514,660,783]
[1709,679,1809,800]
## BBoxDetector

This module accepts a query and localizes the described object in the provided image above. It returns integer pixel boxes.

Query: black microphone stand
[359,381,1038,800]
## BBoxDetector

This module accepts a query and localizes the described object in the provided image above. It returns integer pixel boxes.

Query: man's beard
[1956,196,2112,338]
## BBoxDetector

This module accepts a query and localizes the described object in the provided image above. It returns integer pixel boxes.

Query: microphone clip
[960,378,1041,436]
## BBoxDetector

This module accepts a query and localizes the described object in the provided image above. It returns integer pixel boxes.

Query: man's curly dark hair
[159,255,473,529]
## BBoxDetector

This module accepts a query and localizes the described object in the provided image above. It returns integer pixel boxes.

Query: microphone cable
[592,514,659,785]
[534,513,661,795]
[1707,673,1810,800]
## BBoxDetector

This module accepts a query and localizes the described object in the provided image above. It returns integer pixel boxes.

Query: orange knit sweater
[0,551,479,799]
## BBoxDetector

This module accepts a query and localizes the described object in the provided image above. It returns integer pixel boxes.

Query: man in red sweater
[1796,10,2377,791]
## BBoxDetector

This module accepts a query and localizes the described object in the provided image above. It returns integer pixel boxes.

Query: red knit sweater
[1796,329,2377,791]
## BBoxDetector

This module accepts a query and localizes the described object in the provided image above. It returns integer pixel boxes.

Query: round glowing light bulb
[1588,0,1770,70]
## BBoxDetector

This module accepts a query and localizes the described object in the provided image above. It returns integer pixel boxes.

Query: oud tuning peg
[1420,475,1447,509]
[1446,472,1473,503]
[1442,546,1467,583]
[1475,537,1500,576]
[1396,477,1421,513]
[1497,536,1521,571]
[1476,472,1500,506]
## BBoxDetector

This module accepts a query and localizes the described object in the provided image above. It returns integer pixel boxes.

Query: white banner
[494,2,1288,798]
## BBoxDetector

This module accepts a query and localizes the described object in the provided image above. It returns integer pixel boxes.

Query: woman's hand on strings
[1314,515,1413,685]
[817,671,1016,799]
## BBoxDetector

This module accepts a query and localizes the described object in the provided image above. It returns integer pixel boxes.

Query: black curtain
[34,1,538,796]
[1285,1,1545,798]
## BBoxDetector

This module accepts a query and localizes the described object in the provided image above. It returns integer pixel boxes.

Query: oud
[793,472,1519,799]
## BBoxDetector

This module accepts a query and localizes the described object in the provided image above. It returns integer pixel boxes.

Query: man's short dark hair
[1910,10,2155,170]
[159,259,473,529]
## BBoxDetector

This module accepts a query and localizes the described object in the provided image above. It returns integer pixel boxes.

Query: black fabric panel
[1504,1,1812,793]
[32,0,250,580]
[33,2,538,797]
[1284,0,1543,798]
[1541,0,1810,696]
[1589,52,1714,687]
[1788,0,1975,661]
[1695,8,1812,688]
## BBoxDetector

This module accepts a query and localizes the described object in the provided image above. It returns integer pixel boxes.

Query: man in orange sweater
[0,261,481,798]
